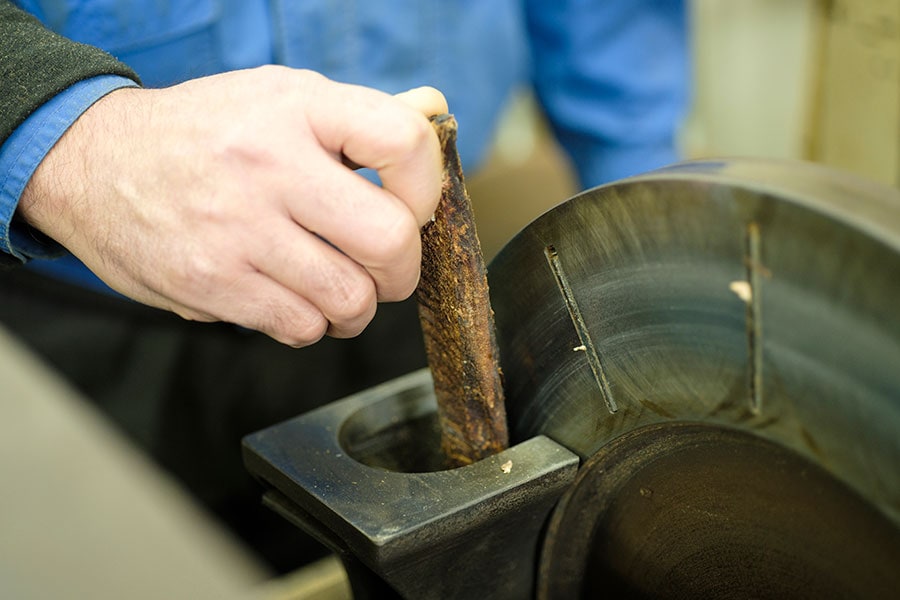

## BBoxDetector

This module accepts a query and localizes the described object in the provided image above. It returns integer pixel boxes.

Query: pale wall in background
[471,0,900,259]
[685,0,900,187]
[683,0,820,160]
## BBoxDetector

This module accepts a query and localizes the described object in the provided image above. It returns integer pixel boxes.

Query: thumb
[394,86,449,118]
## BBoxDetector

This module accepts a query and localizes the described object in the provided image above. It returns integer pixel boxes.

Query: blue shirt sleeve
[524,0,690,188]
[0,74,139,262]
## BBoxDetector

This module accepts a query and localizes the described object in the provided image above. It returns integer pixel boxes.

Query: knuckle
[244,65,290,95]
[278,310,328,348]
[294,68,325,82]
[172,306,216,323]
[379,264,421,303]
[329,276,377,324]
[368,214,421,301]
[251,63,293,83]
[248,65,325,103]
[388,113,431,154]
[383,269,420,302]
[219,281,330,348]
[327,301,376,339]
[374,210,419,265]
[172,252,220,294]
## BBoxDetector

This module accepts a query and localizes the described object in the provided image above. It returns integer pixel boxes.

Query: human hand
[18,67,447,346]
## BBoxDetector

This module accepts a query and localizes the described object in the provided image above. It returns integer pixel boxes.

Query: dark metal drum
[244,159,900,599]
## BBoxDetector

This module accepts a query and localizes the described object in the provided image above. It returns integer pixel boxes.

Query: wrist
[18,85,141,246]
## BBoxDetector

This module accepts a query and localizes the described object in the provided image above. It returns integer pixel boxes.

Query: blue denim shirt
[1,0,687,291]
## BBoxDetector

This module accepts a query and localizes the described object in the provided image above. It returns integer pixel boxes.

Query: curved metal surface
[245,158,900,599]
[489,158,900,531]
[537,422,900,599]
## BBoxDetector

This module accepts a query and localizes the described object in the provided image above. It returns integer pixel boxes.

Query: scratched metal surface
[488,158,900,526]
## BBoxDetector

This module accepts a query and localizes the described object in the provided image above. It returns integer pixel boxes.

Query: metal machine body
[244,159,900,599]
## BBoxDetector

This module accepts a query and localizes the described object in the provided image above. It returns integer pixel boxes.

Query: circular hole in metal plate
[338,386,446,472]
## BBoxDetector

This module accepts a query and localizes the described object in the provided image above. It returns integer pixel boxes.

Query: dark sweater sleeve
[0,0,141,146]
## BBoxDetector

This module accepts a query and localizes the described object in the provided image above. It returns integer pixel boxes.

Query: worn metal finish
[417,114,508,466]
[537,422,900,599]
[491,159,900,525]
[246,158,900,598]
[243,370,578,600]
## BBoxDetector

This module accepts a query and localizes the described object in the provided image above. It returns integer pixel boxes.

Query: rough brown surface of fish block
[416,114,509,467]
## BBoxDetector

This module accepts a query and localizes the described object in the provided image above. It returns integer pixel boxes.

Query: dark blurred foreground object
[246,158,900,599]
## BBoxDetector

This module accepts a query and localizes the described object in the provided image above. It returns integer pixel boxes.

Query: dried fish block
[417,114,509,467]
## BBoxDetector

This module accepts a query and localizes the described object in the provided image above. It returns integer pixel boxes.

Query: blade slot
[544,245,618,414]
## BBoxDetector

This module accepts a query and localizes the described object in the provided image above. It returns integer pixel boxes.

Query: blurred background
[3,0,899,598]
[470,0,900,261]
